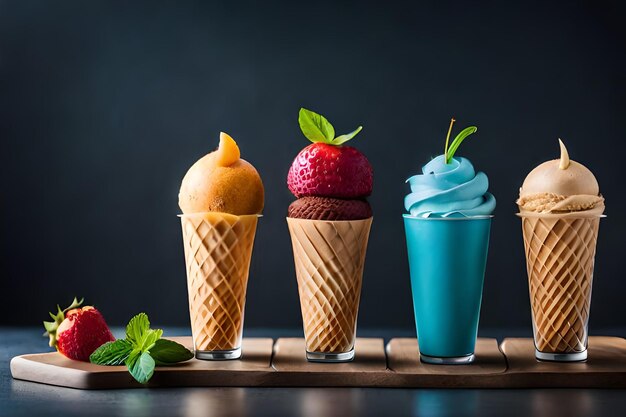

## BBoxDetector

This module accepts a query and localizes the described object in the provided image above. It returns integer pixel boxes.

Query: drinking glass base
[535,349,587,362]
[306,348,355,363]
[195,347,242,361]
[420,353,475,365]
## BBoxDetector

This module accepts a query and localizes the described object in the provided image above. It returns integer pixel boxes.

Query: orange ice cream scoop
[178,132,264,215]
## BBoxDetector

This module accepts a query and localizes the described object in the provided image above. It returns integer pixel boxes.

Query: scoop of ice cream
[288,196,372,220]
[517,140,604,213]
[404,155,496,218]
[178,132,264,215]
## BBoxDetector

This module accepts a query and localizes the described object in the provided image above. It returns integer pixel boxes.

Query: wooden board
[10,336,626,389]
[499,336,626,388]
[386,338,508,388]
[10,337,275,389]
[270,338,389,387]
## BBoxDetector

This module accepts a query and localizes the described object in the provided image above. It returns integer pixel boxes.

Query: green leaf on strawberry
[90,312,193,385]
[333,126,363,145]
[298,108,362,145]
[43,297,84,348]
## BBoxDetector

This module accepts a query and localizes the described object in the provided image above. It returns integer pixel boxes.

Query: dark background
[1,0,624,332]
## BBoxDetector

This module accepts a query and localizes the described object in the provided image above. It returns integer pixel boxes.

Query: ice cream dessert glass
[287,108,373,362]
[178,132,264,360]
[403,119,495,364]
[517,139,604,362]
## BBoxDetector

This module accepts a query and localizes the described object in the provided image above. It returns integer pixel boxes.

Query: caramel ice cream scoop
[517,139,604,214]
[178,132,264,215]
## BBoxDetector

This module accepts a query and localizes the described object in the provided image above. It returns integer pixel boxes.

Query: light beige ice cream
[517,139,604,214]
[517,139,604,359]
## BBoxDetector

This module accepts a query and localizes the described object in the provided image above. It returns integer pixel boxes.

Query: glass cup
[287,217,372,362]
[180,212,260,360]
[518,212,603,362]
[403,215,493,364]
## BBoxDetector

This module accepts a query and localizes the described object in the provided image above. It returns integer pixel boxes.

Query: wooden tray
[10,336,626,389]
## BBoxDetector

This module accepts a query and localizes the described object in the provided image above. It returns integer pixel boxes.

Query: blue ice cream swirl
[404,155,496,218]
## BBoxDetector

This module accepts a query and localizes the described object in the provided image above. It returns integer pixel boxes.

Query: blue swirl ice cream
[404,123,496,218]
[402,119,495,364]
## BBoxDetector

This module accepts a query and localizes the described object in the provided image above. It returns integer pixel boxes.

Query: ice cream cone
[286,217,372,361]
[180,212,258,360]
[520,212,601,360]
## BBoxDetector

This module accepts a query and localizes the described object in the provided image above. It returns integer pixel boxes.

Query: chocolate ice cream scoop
[288,196,372,220]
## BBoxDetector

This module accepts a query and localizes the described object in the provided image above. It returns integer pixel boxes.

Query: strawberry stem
[43,297,84,348]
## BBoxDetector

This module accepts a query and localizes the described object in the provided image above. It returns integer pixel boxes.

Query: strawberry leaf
[43,297,85,348]
[298,108,335,144]
[333,126,363,145]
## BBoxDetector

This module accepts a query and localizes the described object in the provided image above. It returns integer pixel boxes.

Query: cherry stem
[444,118,456,164]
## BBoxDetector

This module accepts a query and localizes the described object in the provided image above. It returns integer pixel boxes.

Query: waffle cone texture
[520,214,600,354]
[287,217,372,354]
[181,212,258,352]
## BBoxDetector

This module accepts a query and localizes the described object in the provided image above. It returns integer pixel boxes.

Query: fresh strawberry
[288,143,373,198]
[287,108,373,198]
[43,297,115,362]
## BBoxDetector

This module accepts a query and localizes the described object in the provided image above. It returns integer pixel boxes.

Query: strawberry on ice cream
[286,108,373,362]
[287,108,373,220]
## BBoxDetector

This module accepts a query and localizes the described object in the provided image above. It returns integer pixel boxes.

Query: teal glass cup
[403,215,493,364]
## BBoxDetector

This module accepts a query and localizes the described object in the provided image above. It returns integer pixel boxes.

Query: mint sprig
[443,118,478,164]
[298,108,362,145]
[89,313,193,384]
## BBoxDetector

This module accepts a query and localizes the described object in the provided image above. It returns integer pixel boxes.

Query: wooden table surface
[3,327,626,417]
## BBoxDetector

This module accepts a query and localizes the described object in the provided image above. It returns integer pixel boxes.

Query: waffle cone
[180,212,258,352]
[520,214,600,353]
[287,217,372,354]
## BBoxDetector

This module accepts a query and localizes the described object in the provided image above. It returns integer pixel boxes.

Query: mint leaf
[126,313,150,346]
[298,108,335,144]
[138,328,163,352]
[333,126,363,145]
[127,351,155,384]
[90,339,133,365]
[446,126,477,163]
[94,312,192,385]
[150,339,194,365]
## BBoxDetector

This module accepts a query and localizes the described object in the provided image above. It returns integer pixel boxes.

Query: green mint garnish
[150,339,194,365]
[127,351,155,385]
[125,311,150,345]
[443,117,478,164]
[90,313,193,384]
[89,339,132,365]
[298,108,362,146]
